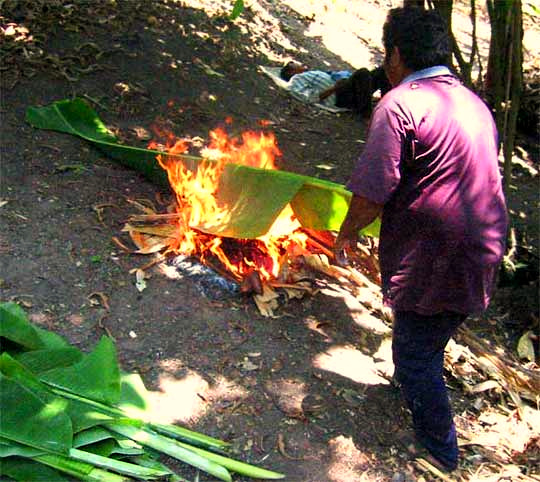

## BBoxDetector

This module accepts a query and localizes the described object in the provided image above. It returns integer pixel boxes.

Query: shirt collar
[400,65,452,85]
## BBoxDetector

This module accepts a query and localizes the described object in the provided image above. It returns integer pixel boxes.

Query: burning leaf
[25,99,380,239]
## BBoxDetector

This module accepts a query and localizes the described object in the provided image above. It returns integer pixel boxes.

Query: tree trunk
[502,3,523,195]
[486,0,523,196]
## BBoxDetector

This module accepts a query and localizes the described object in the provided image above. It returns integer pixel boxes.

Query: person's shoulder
[374,84,406,108]
[383,77,446,105]
[369,83,420,123]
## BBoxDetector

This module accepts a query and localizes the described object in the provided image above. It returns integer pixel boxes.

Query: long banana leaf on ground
[0,302,285,481]
[25,98,380,238]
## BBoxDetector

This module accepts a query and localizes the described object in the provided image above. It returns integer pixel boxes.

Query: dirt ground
[1,1,538,481]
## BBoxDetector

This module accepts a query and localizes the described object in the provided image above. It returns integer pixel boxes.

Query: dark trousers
[392,310,466,470]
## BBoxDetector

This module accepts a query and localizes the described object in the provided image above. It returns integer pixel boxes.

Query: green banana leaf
[107,422,233,482]
[0,371,72,455]
[0,352,117,445]
[62,396,118,434]
[0,457,71,482]
[118,372,151,417]
[40,336,121,405]
[33,453,129,482]
[15,347,83,375]
[73,427,144,458]
[2,310,285,480]
[0,302,45,351]
[78,439,144,458]
[0,302,69,353]
[0,438,47,458]
[77,439,118,457]
[130,455,187,482]
[1,350,117,434]
[25,98,380,238]
[73,427,119,449]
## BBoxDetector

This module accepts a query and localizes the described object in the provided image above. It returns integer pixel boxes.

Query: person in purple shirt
[333,7,508,472]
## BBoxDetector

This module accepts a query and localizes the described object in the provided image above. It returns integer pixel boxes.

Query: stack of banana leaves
[0,302,284,482]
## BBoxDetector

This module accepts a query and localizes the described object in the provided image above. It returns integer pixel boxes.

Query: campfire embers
[122,123,383,317]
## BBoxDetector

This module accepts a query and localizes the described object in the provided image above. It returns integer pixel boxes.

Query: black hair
[334,67,391,118]
[280,61,302,81]
[382,7,450,71]
[369,66,392,96]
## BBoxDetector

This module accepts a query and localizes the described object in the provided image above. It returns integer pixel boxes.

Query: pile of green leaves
[0,302,284,481]
[25,98,380,239]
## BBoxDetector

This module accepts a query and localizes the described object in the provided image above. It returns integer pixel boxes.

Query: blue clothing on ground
[329,70,352,81]
[392,310,466,471]
[288,70,337,106]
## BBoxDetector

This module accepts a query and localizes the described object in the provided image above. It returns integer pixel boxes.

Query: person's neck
[400,65,452,85]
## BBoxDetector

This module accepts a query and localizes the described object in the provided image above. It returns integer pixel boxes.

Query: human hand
[332,194,382,267]
[333,232,358,267]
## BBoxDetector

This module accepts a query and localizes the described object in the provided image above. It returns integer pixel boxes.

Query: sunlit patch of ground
[313,345,390,385]
[181,0,540,79]
[145,359,248,424]
[327,435,385,481]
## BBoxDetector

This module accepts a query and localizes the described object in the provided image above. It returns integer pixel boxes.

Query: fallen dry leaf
[87,291,110,310]
[253,285,280,317]
[517,330,536,363]
[135,269,147,292]
[277,433,304,460]
[130,126,152,141]
[238,358,259,371]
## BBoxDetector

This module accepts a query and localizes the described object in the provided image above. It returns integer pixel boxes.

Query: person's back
[361,73,507,314]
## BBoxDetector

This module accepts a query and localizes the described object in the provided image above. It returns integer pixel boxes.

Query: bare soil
[1,1,538,481]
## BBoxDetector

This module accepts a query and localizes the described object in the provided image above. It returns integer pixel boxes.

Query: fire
[150,124,308,281]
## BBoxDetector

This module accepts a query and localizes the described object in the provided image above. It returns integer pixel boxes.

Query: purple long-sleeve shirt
[347,70,508,315]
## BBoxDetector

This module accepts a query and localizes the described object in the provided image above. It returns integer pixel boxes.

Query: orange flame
[152,125,307,281]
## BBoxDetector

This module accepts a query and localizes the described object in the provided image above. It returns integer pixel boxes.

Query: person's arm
[333,194,382,266]
[319,84,338,101]
[318,78,348,102]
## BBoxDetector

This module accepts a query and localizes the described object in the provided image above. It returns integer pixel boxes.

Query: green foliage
[0,355,73,455]
[0,457,72,482]
[0,302,48,351]
[230,0,244,20]
[0,302,285,480]
[40,337,121,405]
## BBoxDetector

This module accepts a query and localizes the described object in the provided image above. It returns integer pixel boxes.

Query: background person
[280,61,390,116]
[333,7,508,472]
